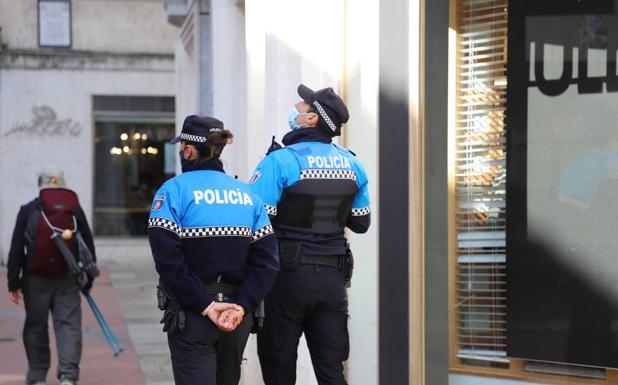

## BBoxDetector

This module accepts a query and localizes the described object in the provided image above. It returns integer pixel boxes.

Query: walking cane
[45,213,123,357]
[83,292,125,357]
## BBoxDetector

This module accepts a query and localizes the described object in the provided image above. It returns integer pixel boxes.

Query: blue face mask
[288,108,302,130]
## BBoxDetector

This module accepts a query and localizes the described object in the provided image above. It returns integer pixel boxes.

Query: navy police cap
[169,115,224,144]
[298,84,349,136]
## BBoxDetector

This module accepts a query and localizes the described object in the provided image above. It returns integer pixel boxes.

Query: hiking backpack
[24,188,80,276]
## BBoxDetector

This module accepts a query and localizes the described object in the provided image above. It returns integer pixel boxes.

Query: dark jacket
[148,159,279,313]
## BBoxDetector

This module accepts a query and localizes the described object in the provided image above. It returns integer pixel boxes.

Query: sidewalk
[1,251,315,385]
[102,253,174,385]
[0,269,145,385]
[100,252,313,385]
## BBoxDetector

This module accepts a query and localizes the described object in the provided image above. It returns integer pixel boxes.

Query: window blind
[455,0,508,363]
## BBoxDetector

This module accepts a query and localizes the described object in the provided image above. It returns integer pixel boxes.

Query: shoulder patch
[249,170,262,184]
[152,195,166,211]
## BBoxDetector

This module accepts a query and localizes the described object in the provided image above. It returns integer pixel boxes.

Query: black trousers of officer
[258,264,349,385]
[167,309,253,385]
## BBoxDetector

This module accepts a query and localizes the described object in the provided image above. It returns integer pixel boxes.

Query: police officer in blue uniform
[249,85,371,385]
[148,115,279,385]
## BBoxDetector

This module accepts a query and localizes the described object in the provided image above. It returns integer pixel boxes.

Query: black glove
[251,301,265,334]
[159,292,185,333]
[160,308,186,333]
[81,278,94,294]
[76,270,89,292]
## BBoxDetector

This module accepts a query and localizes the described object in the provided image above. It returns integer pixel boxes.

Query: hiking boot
[59,378,76,385]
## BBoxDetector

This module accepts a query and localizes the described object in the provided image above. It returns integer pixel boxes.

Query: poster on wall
[506,0,618,368]
[38,0,72,48]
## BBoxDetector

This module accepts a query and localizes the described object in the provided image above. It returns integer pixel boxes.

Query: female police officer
[148,115,279,385]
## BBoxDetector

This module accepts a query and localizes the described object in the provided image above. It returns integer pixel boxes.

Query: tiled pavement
[0,268,145,385]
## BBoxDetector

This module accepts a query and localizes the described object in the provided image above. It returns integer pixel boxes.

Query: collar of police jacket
[181,158,225,173]
[282,128,332,146]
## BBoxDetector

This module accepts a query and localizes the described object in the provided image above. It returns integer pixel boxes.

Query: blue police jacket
[249,130,370,256]
[148,159,279,313]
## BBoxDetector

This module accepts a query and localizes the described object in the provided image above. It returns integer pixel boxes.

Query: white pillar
[211,0,248,180]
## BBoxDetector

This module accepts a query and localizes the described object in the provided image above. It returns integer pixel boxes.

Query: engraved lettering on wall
[4,104,82,137]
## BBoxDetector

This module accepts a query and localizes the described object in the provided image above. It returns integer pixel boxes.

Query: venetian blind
[455,0,508,364]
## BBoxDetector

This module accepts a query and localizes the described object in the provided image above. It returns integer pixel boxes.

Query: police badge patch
[152,195,166,211]
[249,171,262,184]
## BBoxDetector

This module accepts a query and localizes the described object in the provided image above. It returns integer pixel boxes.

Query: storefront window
[451,0,618,382]
[506,0,618,370]
[93,96,175,236]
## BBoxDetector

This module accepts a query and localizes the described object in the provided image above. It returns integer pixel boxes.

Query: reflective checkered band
[351,207,371,216]
[148,217,181,236]
[149,219,257,239]
[264,204,277,216]
[181,226,252,238]
[312,101,337,132]
[300,169,357,180]
[252,224,274,243]
[180,133,208,143]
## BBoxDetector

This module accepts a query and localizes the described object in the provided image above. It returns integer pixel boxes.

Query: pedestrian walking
[7,166,96,385]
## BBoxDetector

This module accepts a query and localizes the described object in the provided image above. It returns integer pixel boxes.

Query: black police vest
[273,178,357,234]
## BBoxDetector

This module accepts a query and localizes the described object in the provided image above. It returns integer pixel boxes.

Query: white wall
[0,0,178,53]
[342,1,380,384]
[244,0,345,178]
[230,2,381,383]
[0,67,175,263]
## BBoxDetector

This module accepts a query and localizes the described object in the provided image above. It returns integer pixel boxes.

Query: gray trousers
[22,274,82,384]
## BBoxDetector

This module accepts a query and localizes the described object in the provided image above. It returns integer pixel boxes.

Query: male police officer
[148,115,279,385]
[249,85,370,385]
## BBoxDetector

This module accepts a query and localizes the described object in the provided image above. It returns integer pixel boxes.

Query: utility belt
[204,280,238,303]
[157,279,239,311]
[279,241,354,287]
